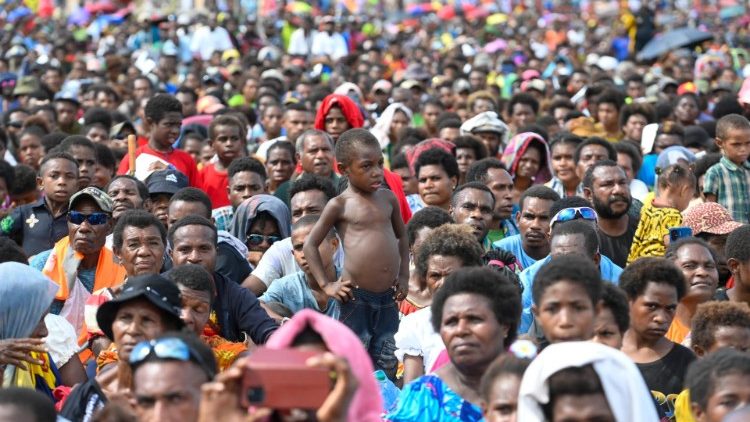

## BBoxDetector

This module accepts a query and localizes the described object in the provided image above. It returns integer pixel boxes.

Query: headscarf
[266,309,382,421]
[502,132,552,184]
[518,341,659,422]
[405,138,455,176]
[0,262,58,340]
[228,194,291,245]
[314,94,364,131]
[371,103,412,149]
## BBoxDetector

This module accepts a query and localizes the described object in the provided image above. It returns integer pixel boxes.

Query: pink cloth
[429,349,450,373]
[265,309,383,421]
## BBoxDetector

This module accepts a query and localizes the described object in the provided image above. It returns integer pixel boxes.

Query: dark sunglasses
[129,337,215,379]
[550,207,598,228]
[247,234,281,246]
[68,211,109,225]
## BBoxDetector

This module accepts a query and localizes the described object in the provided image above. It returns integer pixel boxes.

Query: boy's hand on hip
[324,278,354,303]
[393,277,408,301]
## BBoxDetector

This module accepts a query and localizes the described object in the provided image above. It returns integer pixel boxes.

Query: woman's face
[418,164,456,209]
[424,254,463,293]
[482,374,521,422]
[455,148,477,177]
[673,244,719,303]
[30,312,49,339]
[550,142,577,184]
[516,146,542,179]
[247,218,281,253]
[654,134,682,154]
[675,97,699,124]
[111,299,169,361]
[439,293,506,370]
[390,110,410,141]
[324,107,350,141]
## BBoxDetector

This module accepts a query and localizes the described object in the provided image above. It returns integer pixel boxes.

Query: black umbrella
[636,27,713,61]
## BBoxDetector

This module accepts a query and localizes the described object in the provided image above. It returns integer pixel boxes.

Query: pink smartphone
[240,347,332,410]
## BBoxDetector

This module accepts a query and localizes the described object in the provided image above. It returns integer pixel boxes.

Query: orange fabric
[398,297,426,316]
[666,317,691,344]
[42,237,127,302]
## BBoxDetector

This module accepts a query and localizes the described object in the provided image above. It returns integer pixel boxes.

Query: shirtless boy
[304,128,409,378]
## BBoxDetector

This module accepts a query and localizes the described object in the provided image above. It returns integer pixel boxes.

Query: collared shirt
[0,198,69,257]
[703,157,750,224]
[212,205,234,232]
[406,193,426,215]
[545,177,585,198]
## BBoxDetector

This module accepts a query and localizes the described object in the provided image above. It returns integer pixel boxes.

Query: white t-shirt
[251,237,345,286]
[394,307,445,373]
[310,31,348,61]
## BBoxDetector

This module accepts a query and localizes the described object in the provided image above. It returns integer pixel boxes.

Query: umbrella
[636,27,713,61]
[484,38,507,53]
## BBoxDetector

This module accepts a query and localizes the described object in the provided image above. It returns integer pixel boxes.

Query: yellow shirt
[627,201,683,264]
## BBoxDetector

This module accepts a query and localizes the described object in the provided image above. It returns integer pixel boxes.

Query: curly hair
[406,207,453,247]
[453,135,488,162]
[289,173,337,203]
[144,94,183,123]
[691,301,750,354]
[532,254,602,306]
[414,147,460,180]
[431,267,522,348]
[415,224,483,281]
[726,225,750,263]
[601,283,630,334]
[618,257,686,301]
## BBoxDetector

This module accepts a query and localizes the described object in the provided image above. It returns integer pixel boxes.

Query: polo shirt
[703,157,750,224]
[0,198,69,257]
[117,144,201,188]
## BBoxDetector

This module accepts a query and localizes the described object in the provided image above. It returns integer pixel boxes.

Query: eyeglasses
[68,211,109,225]
[247,234,281,246]
[129,337,215,379]
[550,207,598,228]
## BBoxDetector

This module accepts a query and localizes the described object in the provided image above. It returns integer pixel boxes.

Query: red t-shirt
[200,163,230,209]
[117,144,201,188]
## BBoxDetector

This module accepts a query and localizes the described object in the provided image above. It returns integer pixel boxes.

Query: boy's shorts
[339,287,399,379]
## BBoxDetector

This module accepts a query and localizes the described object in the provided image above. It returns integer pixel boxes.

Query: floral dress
[385,374,483,421]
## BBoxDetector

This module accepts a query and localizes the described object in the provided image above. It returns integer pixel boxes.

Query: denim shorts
[339,287,399,379]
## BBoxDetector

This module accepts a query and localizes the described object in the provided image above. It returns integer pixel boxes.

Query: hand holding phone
[669,226,693,243]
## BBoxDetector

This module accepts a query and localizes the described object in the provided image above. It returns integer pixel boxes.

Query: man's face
[451,188,494,242]
[68,198,112,256]
[229,171,265,209]
[178,285,211,335]
[175,92,197,117]
[568,72,588,93]
[290,189,327,224]
[300,135,334,177]
[168,200,210,228]
[261,106,283,137]
[150,194,171,229]
[95,91,117,110]
[55,101,78,127]
[170,225,217,275]
[439,127,460,143]
[43,69,63,92]
[516,197,553,250]
[133,361,206,422]
[133,79,153,102]
[283,110,313,143]
[510,103,535,130]
[576,144,610,180]
[627,81,645,99]
[485,168,514,220]
[114,225,165,277]
[586,165,631,220]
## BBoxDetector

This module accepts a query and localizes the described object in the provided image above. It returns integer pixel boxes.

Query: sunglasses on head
[550,207,598,228]
[68,211,109,225]
[247,234,281,247]
[129,337,215,379]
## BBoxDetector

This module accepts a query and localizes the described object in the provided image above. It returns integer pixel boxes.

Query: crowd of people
[2,0,750,421]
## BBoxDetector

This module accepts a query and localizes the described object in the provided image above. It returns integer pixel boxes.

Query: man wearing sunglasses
[30,187,127,341]
[131,332,217,422]
[582,160,639,268]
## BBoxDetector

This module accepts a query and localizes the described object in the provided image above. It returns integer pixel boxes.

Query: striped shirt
[703,157,750,224]
[545,177,585,198]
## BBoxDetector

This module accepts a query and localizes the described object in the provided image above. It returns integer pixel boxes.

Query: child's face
[211,124,244,164]
[533,280,596,343]
[11,190,39,206]
[695,373,750,422]
[628,282,678,342]
[482,374,521,422]
[150,111,183,149]
[717,127,750,165]
[551,143,577,185]
[19,133,44,169]
[340,145,384,193]
[291,225,337,276]
[38,158,79,205]
[591,307,623,349]
[182,138,204,164]
[701,325,750,356]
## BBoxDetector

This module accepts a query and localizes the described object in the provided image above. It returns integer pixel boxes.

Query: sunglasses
[68,211,109,225]
[129,337,215,379]
[247,234,281,247]
[550,207,598,228]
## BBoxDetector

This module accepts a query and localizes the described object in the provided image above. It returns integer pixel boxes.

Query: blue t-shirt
[492,234,537,270]
[517,254,623,334]
[259,270,340,319]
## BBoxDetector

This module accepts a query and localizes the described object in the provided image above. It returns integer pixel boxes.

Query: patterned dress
[385,374,483,421]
